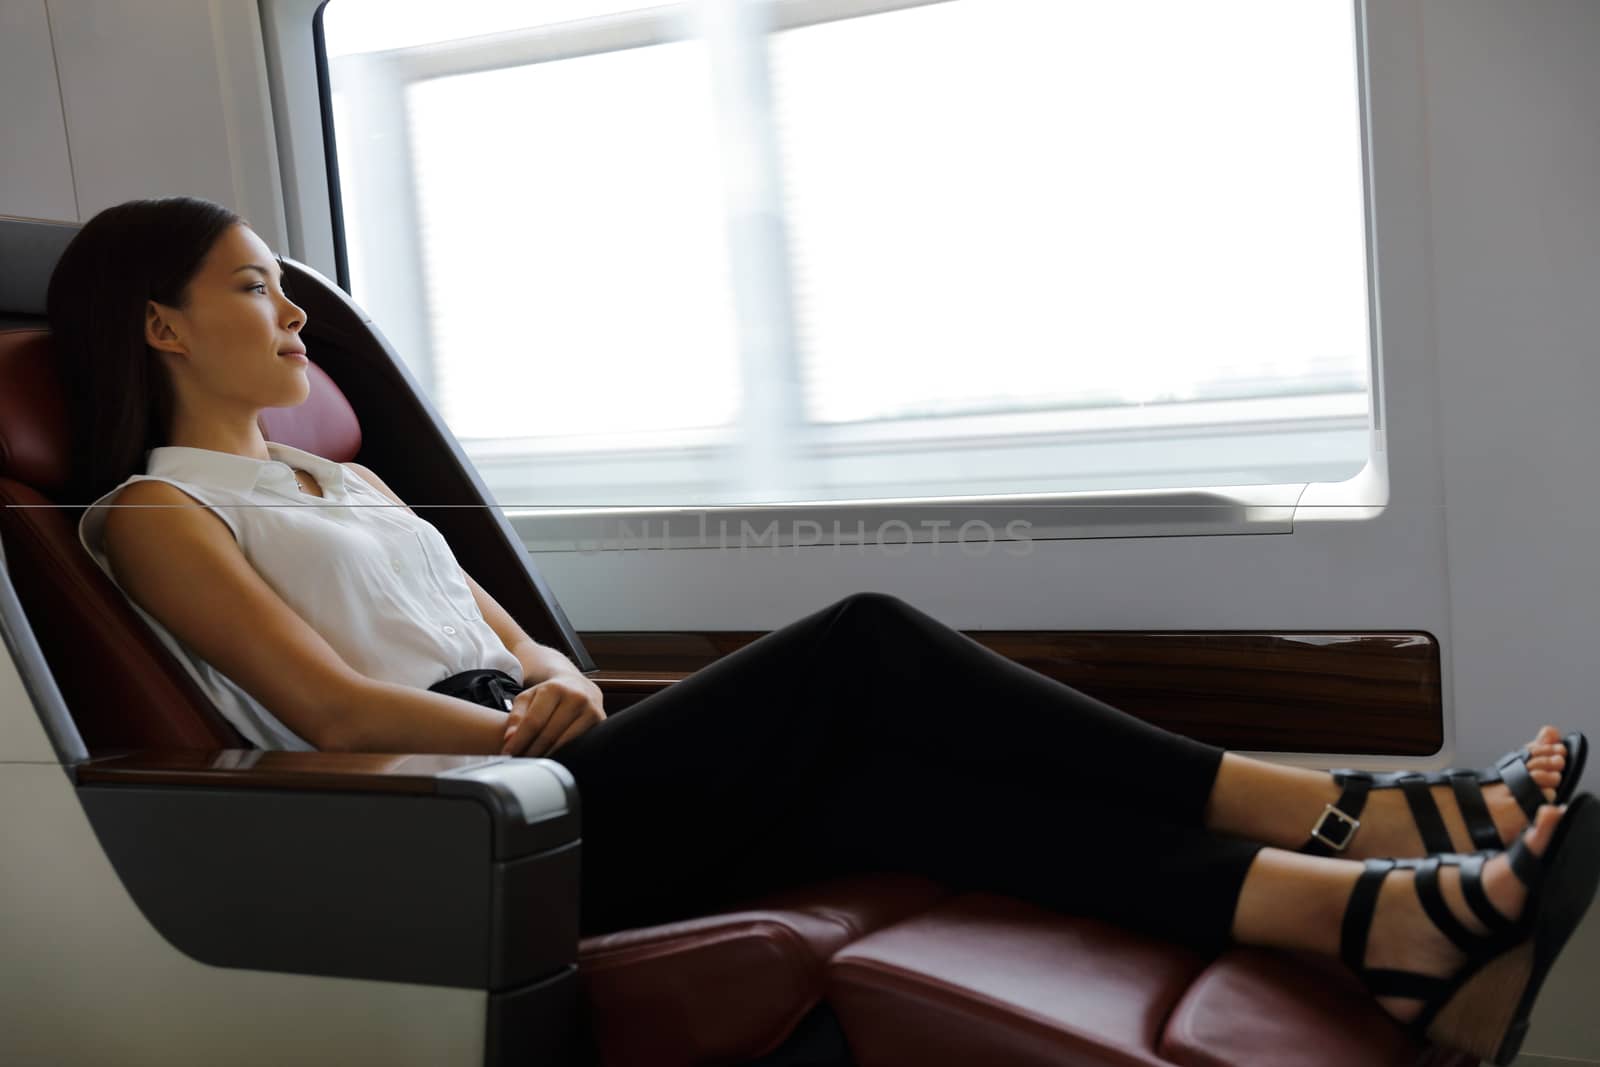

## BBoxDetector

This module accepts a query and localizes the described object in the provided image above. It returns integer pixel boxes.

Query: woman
[50,196,1598,1066]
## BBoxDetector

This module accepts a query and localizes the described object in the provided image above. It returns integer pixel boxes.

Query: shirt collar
[145,441,349,499]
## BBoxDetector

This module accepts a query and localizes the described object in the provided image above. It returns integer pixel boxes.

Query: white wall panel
[44,0,286,248]
[0,0,78,221]
[1421,2,1600,1060]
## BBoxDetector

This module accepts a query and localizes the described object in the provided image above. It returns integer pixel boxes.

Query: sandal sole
[1492,792,1600,1065]
[1428,939,1534,1064]
[1555,731,1588,805]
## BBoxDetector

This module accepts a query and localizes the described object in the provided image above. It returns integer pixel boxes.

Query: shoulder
[342,461,410,511]
[101,478,235,552]
[98,478,242,594]
[107,477,203,508]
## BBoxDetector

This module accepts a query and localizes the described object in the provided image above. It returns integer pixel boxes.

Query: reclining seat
[0,213,949,1067]
[0,213,1473,1067]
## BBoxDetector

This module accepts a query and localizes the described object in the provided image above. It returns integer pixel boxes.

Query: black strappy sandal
[1340,792,1600,1065]
[1302,730,1588,857]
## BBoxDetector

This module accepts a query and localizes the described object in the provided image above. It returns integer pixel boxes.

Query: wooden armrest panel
[589,670,688,713]
[581,630,1444,755]
[74,749,510,793]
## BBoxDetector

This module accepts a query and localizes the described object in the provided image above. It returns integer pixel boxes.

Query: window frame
[259,0,1387,549]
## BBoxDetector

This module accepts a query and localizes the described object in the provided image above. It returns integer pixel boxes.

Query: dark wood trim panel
[582,631,1442,756]
[74,632,1442,775]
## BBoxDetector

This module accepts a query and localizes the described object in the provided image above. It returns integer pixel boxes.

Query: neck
[165,412,272,462]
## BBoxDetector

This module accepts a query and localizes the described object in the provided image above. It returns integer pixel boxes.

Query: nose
[282,296,307,333]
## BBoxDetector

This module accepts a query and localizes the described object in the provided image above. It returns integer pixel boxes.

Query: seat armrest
[75,749,579,858]
[74,748,581,994]
[75,749,508,793]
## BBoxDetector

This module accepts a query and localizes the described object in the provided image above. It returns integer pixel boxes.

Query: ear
[145,300,186,356]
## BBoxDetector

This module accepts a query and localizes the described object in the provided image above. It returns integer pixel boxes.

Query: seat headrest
[0,328,70,491]
[0,326,364,496]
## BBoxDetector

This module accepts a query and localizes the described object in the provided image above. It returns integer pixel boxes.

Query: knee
[836,590,910,619]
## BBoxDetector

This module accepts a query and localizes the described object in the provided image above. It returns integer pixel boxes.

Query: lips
[279,348,308,363]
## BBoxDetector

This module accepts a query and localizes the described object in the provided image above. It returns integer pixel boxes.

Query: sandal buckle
[1311,803,1361,851]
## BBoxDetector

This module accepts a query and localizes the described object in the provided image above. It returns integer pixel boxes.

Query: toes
[1524,804,1564,857]
[1511,744,1565,805]
[1528,748,1566,804]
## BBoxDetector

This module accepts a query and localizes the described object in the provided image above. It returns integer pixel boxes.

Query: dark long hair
[46,196,244,503]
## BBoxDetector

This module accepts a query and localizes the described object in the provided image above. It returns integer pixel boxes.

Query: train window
[320,0,1371,509]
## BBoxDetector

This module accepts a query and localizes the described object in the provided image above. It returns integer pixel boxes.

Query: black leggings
[546,591,1264,956]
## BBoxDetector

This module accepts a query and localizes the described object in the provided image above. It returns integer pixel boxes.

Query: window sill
[502,455,1388,553]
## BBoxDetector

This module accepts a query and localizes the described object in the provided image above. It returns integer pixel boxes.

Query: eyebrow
[232,258,286,279]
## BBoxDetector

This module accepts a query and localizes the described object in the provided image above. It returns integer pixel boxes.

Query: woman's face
[145,223,310,410]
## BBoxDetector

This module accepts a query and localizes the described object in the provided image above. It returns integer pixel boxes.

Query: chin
[274,381,312,408]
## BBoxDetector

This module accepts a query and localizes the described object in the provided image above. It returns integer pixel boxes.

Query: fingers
[522,696,577,757]
[543,714,596,757]
[501,687,559,756]
[501,682,603,757]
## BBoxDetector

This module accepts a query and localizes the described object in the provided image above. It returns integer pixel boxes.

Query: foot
[1341,725,1569,860]
[1360,804,1561,1024]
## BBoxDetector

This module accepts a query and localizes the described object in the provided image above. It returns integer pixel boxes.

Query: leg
[1207,733,1574,859]
[568,697,1267,948]
[1233,809,1565,1025]
[546,589,1566,938]
[554,590,1228,813]
[689,730,1267,955]
[703,592,1578,858]
[549,591,1246,937]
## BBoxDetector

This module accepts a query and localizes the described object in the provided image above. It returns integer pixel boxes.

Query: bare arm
[326,678,513,754]
[104,479,511,754]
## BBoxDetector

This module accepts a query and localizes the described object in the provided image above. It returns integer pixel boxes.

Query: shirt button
[391,559,402,572]
[442,625,457,635]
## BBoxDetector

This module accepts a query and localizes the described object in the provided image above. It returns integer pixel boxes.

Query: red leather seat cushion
[577,872,948,1067]
[826,893,1476,1067]
[827,892,1209,1067]
[1158,947,1475,1067]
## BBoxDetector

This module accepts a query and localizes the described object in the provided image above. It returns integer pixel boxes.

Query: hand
[501,673,606,758]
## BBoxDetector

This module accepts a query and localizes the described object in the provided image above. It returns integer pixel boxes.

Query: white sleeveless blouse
[77,441,524,750]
